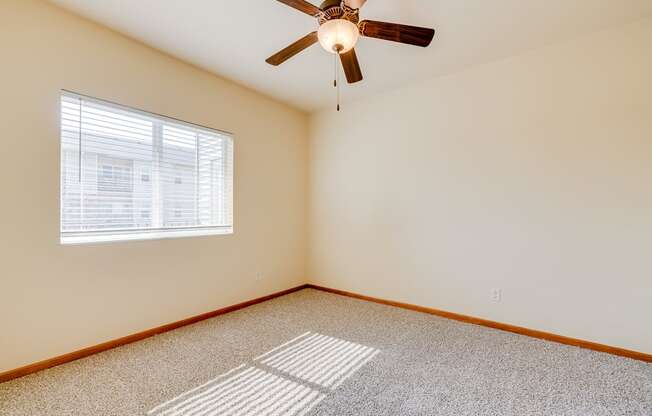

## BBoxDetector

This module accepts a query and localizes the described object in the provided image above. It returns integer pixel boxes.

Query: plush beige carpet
[1,288,651,415]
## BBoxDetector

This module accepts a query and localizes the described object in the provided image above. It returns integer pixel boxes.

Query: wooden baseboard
[3,282,648,384]
[306,284,652,363]
[0,284,310,384]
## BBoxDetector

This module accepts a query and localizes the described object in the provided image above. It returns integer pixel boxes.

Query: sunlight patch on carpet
[148,332,379,416]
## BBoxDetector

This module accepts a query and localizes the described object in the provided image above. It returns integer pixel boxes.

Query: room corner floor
[1,289,650,415]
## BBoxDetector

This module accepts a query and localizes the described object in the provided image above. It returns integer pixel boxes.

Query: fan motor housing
[320,0,341,11]
[318,1,359,25]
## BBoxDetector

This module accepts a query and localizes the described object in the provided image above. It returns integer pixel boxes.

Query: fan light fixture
[318,19,359,53]
[267,0,435,112]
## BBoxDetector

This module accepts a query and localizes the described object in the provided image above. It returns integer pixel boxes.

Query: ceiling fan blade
[344,0,367,9]
[339,48,363,84]
[359,20,435,47]
[266,32,318,66]
[275,0,321,17]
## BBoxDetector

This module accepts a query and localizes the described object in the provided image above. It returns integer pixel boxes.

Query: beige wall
[0,0,308,372]
[309,18,652,353]
[1,1,650,374]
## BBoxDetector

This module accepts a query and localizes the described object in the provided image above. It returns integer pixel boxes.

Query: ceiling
[49,0,652,112]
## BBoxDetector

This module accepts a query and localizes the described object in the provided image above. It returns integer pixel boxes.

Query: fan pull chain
[337,63,341,112]
[333,52,340,112]
[333,51,337,89]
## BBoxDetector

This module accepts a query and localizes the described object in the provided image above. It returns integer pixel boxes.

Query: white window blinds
[60,92,233,244]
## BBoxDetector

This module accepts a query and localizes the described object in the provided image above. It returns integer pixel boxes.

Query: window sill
[60,226,233,245]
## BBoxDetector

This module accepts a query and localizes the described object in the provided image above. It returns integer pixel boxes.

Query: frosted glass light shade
[318,19,360,53]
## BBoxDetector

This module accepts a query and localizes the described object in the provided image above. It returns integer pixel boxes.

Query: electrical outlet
[491,288,502,302]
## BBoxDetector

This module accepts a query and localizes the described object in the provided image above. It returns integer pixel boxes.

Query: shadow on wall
[148,332,380,416]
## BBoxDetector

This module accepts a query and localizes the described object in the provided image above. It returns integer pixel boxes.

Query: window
[60,92,233,244]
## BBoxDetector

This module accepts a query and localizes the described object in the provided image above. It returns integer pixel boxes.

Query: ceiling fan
[266,0,436,86]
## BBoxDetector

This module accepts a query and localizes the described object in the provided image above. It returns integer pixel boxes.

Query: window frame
[59,90,234,245]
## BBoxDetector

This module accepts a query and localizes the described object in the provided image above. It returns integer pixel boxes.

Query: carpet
[1,288,650,415]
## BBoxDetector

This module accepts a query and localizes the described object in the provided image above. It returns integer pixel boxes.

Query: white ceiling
[50,0,652,112]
